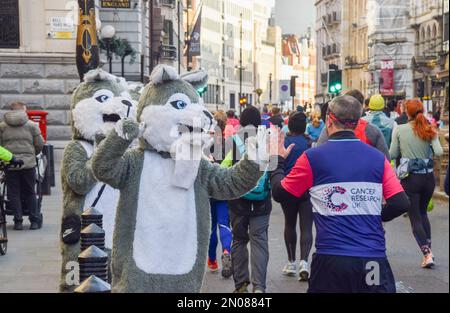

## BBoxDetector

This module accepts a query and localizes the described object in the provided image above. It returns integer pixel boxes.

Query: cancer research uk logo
[320,185,382,213]
[322,186,348,212]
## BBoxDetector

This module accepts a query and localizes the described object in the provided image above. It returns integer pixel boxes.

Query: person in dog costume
[91,65,272,292]
[59,69,137,292]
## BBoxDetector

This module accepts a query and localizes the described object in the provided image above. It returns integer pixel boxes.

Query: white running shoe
[282,262,297,276]
[298,260,310,281]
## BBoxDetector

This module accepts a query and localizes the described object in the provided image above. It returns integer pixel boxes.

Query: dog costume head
[71,69,137,142]
[137,65,213,153]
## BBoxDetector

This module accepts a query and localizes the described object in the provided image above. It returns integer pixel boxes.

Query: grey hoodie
[0,110,44,169]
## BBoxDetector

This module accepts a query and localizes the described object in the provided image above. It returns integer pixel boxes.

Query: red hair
[405,99,437,141]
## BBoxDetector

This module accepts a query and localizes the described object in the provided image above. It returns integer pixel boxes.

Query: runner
[207,111,233,279]
[390,99,444,269]
[317,89,390,159]
[270,95,410,293]
[279,112,313,281]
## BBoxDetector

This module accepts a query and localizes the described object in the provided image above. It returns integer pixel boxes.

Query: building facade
[342,0,369,96]
[314,0,343,103]
[198,0,255,112]
[0,0,183,140]
[410,0,448,114]
[367,0,415,99]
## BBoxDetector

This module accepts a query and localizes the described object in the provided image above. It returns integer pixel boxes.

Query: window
[0,0,20,48]
[163,19,174,45]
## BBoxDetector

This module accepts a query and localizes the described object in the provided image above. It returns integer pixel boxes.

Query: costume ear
[83,68,116,83]
[180,69,208,91]
[149,65,179,85]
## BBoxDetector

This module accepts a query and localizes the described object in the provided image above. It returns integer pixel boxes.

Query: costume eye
[95,95,110,103]
[171,100,187,110]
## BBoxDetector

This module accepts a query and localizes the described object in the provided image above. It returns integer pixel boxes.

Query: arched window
[420,27,426,55]
[432,23,438,53]
[426,25,431,53]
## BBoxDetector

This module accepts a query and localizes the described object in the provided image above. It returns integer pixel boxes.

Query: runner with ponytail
[390,99,444,269]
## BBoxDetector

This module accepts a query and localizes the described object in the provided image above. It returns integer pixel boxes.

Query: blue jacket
[284,134,310,175]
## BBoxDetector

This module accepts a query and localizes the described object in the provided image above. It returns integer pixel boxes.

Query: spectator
[270,95,410,293]
[0,102,44,230]
[269,107,284,129]
[363,94,397,148]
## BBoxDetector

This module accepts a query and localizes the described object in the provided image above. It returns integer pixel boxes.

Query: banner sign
[380,59,394,96]
[101,0,131,8]
[188,7,202,57]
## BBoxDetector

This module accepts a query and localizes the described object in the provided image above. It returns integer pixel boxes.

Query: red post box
[26,110,48,142]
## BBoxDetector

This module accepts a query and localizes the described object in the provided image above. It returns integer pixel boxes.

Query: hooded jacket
[0,110,44,169]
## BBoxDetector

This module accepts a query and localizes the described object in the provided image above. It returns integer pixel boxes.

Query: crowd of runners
[205,89,447,293]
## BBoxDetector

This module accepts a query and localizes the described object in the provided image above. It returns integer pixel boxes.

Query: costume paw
[246,128,270,168]
[115,118,140,141]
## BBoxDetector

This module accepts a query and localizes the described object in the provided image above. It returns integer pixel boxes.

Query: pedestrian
[305,112,325,142]
[269,107,284,129]
[207,110,233,279]
[279,112,314,281]
[363,94,397,148]
[383,100,400,120]
[317,89,390,159]
[271,95,410,293]
[0,102,44,230]
[390,99,444,269]
[226,106,272,293]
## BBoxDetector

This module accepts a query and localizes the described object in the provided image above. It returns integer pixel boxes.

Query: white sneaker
[282,262,297,276]
[298,260,310,281]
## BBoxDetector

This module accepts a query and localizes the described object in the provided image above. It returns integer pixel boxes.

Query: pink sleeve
[382,159,404,199]
[281,153,314,198]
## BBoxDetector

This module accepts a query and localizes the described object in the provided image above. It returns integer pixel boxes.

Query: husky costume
[60,69,137,292]
[91,65,264,293]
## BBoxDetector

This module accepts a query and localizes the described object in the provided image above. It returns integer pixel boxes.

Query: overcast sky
[273,0,315,36]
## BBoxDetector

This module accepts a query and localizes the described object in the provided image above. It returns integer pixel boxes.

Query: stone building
[314,0,343,103]
[367,0,415,99]
[342,0,369,96]
[0,0,182,140]
[0,0,80,140]
[410,0,448,114]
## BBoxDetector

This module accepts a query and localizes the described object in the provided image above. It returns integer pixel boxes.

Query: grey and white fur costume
[91,65,264,292]
[60,69,137,292]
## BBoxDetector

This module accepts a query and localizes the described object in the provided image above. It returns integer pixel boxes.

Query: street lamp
[101,25,115,73]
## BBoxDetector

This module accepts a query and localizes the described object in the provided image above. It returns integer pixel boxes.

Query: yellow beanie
[369,94,385,111]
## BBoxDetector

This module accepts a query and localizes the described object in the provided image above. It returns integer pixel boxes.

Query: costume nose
[122,100,132,107]
[122,100,133,117]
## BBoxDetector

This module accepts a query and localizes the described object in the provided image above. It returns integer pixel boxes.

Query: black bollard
[80,223,105,251]
[78,245,108,282]
[81,207,103,228]
[74,275,111,293]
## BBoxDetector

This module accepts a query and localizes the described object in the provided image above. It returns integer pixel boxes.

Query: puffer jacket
[0,110,44,170]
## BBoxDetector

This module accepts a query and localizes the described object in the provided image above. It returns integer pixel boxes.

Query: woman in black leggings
[390,99,443,269]
[280,112,313,280]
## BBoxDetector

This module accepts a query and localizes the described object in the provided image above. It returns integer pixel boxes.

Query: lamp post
[101,25,115,74]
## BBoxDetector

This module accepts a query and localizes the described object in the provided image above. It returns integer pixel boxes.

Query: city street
[0,153,448,293]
